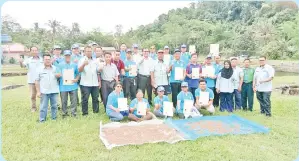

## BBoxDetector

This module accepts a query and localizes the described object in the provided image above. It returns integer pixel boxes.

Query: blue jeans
[39,93,58,122]
[220,92,233,112]
[108,110,129,121]
[233,89,242,110]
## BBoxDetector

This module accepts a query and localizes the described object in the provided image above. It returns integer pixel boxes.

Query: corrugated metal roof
[2,43,25,53]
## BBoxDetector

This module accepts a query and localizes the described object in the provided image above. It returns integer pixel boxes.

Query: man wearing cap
[132,44,142,64]
[56,50,80,118]
[78,46,101,115]
[195,79,215,115]
[112,50,125,81]
[90,42,98,59]
[212,54,223,107]
[52,45,64,66]
[153,86,172,118]
[168,49,186,107]
[149,45,157,60]
[123,49,137,100]
[119,43,127,61]
[19,46,43,112]
[231,57,244,110]
[71,44,82,64]
[137,48,154,105]
[151,49,170,95]
[100,52,120,111]
[180,44,191,66]
[163,46,173,67]
[176,82,201,119]
[202,55,217,98]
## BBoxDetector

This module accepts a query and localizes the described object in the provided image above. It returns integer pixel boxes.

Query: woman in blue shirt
[106,82,129,121]
[128,89,153,122]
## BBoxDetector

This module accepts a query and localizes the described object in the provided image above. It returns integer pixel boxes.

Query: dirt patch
[2,85,24,90]
[1,73,27,77]
[185,120,241,135]
[101,124,183,145]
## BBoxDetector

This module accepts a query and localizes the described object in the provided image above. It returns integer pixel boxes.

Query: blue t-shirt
[176,91,194,114]
[129,98,150,118]
[120,51,127,61]
[53,55,64,66]
[124,59,137,78]
[185,63,202,88]
[212,62,223,75]
[106,91,125,115]
[92,52,96,59]
[149,53,157,60]
[169,60,186,83]
[195,87,214,100]
[202,65,217,88]
[154,95,169,113]
[180,52,191,66]
[71,53,83,64]
[57,62,79,92]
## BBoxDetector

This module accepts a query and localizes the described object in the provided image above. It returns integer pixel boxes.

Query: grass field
[1,71,299,160]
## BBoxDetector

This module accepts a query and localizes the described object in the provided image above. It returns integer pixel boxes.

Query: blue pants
[39,93,58,122]
[108,110,129,121]
[220,92,233,112]
[233,89,242,110]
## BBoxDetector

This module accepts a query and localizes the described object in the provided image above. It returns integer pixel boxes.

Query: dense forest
[2,1,298,60]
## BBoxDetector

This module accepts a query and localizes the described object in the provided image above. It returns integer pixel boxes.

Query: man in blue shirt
[202,55,217,94]
[212,54,223,107]
[195,79,215,115]
[120,43,127,61]
[90,42,98,59]
[180,44,191,66]
[149,45,157,60]
[153,86,172,118]
[168,49,186,108]
[71,44,82,64]
[52,45,64,66]
[56,50,80,118]
[123,49,137,100]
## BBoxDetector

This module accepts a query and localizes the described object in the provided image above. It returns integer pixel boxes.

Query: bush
[9,57,16,64]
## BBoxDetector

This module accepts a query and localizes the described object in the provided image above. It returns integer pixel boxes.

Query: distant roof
[2,43,26,53]
[1,34,12,43]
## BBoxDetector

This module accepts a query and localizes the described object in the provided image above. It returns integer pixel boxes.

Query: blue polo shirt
[53,55,64,66]
[176,91,194,114]
[195,88,214,99]
[106,91,125,115]
[71,53,83,64]
[129,98,150,118]
[185,63,202,88]
[213,62,223,75]
[202,64,217,88]
[57,62,79,92]
[124,59,137,78]
[120,50,127,61]
[169,60,186,83]
[154,95,170,113]
[180,52,191,66]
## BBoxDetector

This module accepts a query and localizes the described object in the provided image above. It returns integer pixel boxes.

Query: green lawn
[1,74,299,161]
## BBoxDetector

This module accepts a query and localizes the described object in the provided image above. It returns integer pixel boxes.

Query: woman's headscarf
[221,60,233,79]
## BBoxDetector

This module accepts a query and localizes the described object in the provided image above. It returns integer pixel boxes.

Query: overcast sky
[2,1,192,33]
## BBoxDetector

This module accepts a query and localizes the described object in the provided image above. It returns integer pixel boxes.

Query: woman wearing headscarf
[216,60,235,112]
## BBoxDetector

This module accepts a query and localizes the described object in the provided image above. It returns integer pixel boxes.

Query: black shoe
[266,114,271,117]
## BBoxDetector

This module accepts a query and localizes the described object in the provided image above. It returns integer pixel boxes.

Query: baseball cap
[53,45,61,50]
[91,42,98,46]
[71,44,80,49]
[164,46,169,49]
[181,44,187,48]
[206,55,212,59]
[157,49,164,53]
[126,48,132,53]
[132,44,138,48]
[174,49,180,53]
[181,82,188,87]
[157,86,165,92]
[63,50,72,56]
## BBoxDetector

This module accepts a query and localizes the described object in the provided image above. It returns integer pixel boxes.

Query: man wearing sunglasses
[253,56,275,117]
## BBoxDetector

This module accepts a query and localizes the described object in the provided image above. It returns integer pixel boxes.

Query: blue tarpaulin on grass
[164,114,270,140]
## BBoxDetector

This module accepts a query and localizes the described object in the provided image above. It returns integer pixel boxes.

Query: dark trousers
[60,90,78,116]
[123,77,137,100]
[137,74,152,104]
[170,82,181,107]
[241,82,254,111]
[213,88,220,107]
[233,89,242,110]
[101,80,116,110]
[188,87,197,104]
[81,86,99,115]
[256,91,271,115]
[220,92,233,112]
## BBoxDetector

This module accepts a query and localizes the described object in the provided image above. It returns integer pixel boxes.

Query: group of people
[19,42,275,123]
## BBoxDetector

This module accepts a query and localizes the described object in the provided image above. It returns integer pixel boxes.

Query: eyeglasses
[259,60,265,61]
[116,86,122,88]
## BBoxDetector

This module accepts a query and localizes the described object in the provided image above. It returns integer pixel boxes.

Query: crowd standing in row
[19,43,275,122]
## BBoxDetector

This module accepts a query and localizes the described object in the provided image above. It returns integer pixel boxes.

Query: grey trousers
[101,80,116,110]
[60,90,78,116]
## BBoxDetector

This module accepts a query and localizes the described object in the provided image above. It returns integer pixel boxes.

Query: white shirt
[152,60,168,87]
[232,66,244,89]
[132,53,143,65]
[254,64,275,92]
[138,57,154,76]
[23,56,44,84]
[78,56,99,87]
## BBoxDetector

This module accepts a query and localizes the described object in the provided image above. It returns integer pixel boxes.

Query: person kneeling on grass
[153,86,174,118]
[195,79,215,115]
[176,82,201,119]
[128,89,153,122]
[106,82,129,121]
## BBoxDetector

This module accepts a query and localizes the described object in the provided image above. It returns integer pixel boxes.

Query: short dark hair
[231,57,237,61]
[95,46,102,50]
[84,46,92,51]
[104,52,112,56]
[121,43,126,45]
[191,53,198,57]
[199,79,207,84]
[142,48,149,52]
[30,46,38,51]
[115,50,120,52]
[260,55,267,60]
[244,58,250,62]
[43,54,51,58]
[114,82,123,88]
